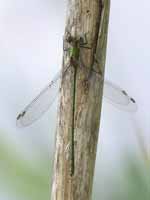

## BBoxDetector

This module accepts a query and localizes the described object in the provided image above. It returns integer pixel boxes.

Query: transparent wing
[16,76,137,127]
[16,71,61,127]
[103,80,138,112]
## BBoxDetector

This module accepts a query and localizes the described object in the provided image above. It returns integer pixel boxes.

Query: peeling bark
[51,0,110,200]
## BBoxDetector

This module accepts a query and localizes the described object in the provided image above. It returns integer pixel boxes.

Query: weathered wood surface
[51,0,110,200]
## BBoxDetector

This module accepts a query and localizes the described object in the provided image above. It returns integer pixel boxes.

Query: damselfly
[16,70,137,127]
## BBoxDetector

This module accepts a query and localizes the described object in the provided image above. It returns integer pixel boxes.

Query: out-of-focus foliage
[0,134,149,200]
[0,134,51,200]
[122,155,149,200]
[93,153,149,200]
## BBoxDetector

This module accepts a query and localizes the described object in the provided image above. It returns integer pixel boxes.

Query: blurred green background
[0,131,149,200]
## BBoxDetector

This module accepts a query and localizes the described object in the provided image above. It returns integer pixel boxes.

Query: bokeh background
[0,0,149,199]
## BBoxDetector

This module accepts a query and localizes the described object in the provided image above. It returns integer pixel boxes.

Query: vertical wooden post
[51,0,110,199]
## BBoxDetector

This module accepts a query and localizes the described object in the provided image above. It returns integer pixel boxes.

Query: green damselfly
[16,71,137,127]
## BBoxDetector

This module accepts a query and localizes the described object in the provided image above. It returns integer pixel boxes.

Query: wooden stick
[51,1,110,199]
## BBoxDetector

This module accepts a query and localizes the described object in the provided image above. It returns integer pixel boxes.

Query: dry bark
[51,0,110,199]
